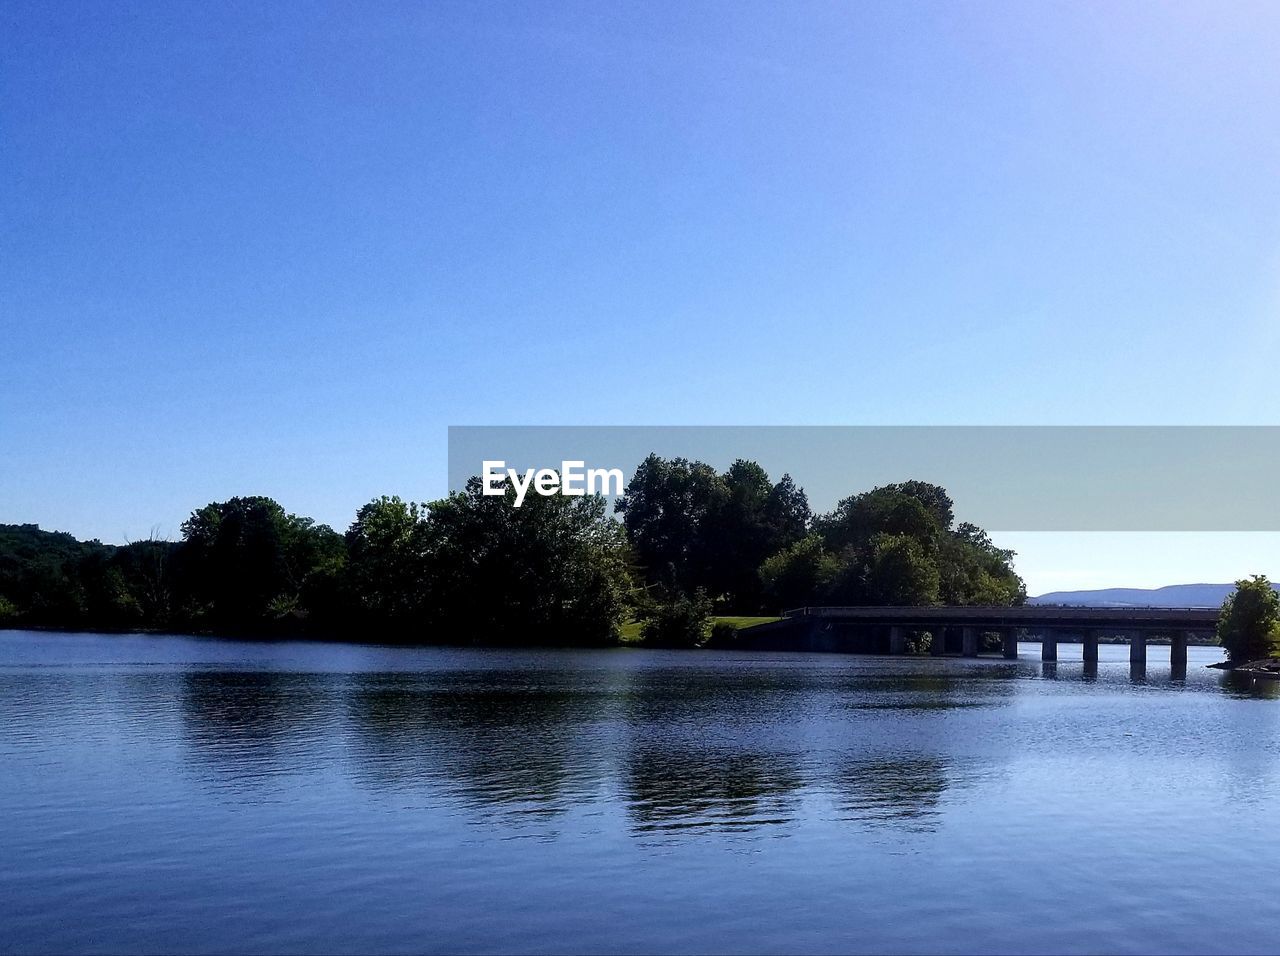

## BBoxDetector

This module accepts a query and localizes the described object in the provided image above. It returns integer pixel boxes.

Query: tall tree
[889,480,954,531]
[766,473,812,544]
[759,533,838,610]
[178,496,342,629]
[701,460,811,608]
[617,455,809,610]
[424,477,632,645]
[342,496,431,627]
[1217,575,1280,664]
[936,523,1025,606]
[763,482,1020,612]
[817,486,940,553]
[861,533,941,606]
[614,454,726,597]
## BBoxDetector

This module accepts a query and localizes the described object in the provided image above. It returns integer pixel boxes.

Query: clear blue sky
[4,2,1280,592]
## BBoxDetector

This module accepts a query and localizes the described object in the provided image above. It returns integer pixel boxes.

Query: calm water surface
[2,631,1279,955]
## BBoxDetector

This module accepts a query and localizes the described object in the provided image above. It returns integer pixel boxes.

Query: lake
[1,630,1278,955]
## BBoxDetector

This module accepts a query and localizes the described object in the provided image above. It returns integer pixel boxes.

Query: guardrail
[780,605,1220,627]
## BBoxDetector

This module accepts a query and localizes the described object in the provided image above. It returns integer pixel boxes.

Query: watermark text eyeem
[481,460,624,507]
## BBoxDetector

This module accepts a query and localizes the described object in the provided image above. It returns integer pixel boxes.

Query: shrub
[640,589,713,648]
[705,621,739,649]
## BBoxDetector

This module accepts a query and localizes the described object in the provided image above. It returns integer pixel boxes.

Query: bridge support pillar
[1171,633,1188,668]
[1130,632,1147,665]
[962,627,979,657]
[1042,635,1057,662]
[803,618,829,651]
[1002,629,1018,659]
[931,626,947,656]
[889,625,907,655]
[1083,631,1099,664]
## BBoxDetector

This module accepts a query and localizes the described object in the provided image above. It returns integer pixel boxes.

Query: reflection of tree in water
[346,673,607,815]
[834,756,953,832]
[178,671,335,783]
[1219,671,1280,701]
[844,671,1018,712]
[611,663,808,834]
[624,745,802,833]
[617,666,811,724]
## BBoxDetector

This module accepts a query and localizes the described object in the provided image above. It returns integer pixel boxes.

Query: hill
[1027,583,1274,608]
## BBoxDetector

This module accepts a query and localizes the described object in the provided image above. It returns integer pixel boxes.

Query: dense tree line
[0,456,1025,644]
[617,458,1024,614]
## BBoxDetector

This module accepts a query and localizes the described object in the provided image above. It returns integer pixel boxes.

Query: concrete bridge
[757,605,1221,667]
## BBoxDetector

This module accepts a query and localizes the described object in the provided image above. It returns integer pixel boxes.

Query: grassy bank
[618,615,782,645]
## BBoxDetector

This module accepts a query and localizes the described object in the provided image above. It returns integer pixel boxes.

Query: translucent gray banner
[447,426,1280,531]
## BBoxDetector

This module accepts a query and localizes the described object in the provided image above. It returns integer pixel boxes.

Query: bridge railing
[779,604,1219,626]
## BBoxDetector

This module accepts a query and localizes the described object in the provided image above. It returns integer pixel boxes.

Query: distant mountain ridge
[1028,583,1276,608]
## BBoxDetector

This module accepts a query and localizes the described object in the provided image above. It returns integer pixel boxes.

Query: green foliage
[937,524,1025,606]
[178,496,343,631]
[817,484,945,552]
[759,533,839,609]
[0,464,1023,643]
[343,496,431,625]
[756,481,1021,612]
[1217,575,1280,663]
[890,480,954,530]
[0,481,631,645]
[614,454,723,596]
[115,537,176,625]
[705,620,740,649]
[615,455,810,611]
[639,589,713,648]
[0,523,145,629]
[863,533,941,605]
[417,477,631,645]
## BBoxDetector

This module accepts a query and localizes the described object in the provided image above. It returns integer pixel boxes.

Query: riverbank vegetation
[0,457,1025,645]
[1216,575,1280,666]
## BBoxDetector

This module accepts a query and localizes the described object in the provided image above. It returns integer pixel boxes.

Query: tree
[813,484,1019,610]
[177,496,343,630]
[889,480,954,531]
[343,496,430,626]
[759,534,838,611]
[614,454,727,597]
[767,473,812,544]
[616,454,809,611]
[0,523,115,628]
[118,531,177,625]
[936,525,1025,606]
[701,460,811,609]
[76,550,143,628]
[817,486,940,553]
[1217,575,1280,664]
[0,471,1020,640]
[422,476,632,645]
[862,533,940,606]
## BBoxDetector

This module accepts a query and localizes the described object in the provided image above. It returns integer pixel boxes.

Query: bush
[1218,575,1280,664]
[705,621,740,649]
[640,589,713,648]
